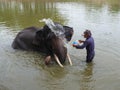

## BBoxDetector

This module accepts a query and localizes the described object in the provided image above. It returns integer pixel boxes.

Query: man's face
[83,33,88,38]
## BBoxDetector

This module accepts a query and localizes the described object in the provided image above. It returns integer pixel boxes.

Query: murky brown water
[0,0,120,90]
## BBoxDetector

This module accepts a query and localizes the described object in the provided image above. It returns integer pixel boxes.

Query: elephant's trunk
[45,56,51,65]
[54,54,64,67]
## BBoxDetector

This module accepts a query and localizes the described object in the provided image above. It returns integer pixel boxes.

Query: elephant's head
[35,23,74,67]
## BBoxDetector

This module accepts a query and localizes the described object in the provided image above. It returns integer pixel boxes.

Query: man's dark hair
[84,30,92,37]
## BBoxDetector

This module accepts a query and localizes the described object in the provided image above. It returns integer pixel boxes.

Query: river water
[0,0,120,90]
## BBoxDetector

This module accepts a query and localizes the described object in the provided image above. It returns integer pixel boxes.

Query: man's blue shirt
[75,36,95,61]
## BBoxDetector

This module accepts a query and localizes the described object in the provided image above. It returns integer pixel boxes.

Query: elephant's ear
[63,26,74,42]
[32,30,44,45]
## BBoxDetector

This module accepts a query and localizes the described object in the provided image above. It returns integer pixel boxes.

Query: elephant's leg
[45,55,51,65]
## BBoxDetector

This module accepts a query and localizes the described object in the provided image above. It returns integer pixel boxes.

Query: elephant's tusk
[67,53,72,66]
[54,54,64,68]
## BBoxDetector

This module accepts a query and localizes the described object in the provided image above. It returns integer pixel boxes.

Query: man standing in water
[73,30,95,63]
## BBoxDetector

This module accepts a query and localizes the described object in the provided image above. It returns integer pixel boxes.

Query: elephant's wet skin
[12,23,74,67]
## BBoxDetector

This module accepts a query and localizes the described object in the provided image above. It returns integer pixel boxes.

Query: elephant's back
[12,26,39,50]
[15,27,37,42]
[22,26,38,35]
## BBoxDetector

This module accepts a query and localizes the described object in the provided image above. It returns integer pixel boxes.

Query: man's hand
[78,40,84,43]
[72,44,77,47]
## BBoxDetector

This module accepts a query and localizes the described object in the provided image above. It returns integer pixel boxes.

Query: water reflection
[77,0,120,12]
[0,0,120,30]
[0,84,9,90]
[80,63,94,90]
[0,0,66,29]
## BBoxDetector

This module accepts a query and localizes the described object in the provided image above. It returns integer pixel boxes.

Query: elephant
[12,23,74,67]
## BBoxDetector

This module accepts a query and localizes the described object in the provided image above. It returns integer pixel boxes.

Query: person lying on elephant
[73,30,95,63]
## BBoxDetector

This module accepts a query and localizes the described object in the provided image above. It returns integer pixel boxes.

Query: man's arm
[74,40,88,49]
[78,40,84,43]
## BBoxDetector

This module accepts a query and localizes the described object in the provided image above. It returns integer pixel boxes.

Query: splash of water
[39,18,69,48]
[39,18,65,37]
